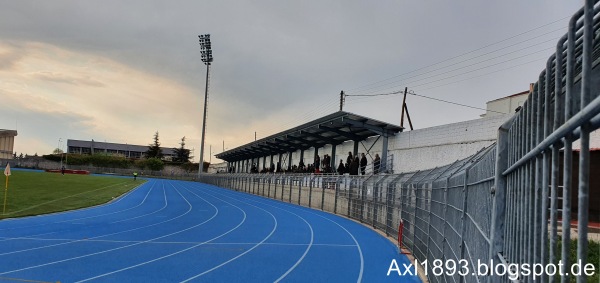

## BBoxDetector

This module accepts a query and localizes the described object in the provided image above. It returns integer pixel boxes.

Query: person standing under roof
[350,157,359,175]
[360,153,368,175]
[337,160,346,175]
[346,152,353,174]
[373,154,381,174]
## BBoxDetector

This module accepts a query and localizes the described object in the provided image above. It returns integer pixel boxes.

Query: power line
[417,56,547,91]
[345,15,569,94]
[345,89,508,114]
[346,32,562,96]
[409,91,507,114]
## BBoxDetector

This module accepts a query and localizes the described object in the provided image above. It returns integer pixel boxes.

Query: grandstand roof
[216,111,403,162]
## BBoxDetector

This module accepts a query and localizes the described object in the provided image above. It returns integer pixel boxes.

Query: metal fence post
[488,116,515,283]
[458,169,469,283]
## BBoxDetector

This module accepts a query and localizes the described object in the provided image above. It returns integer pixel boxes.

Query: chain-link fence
[200,2,600,282]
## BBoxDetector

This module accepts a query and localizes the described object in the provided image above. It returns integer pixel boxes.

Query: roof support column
[314,147,319,171]
[353,140,359,159]
[288,152,293,171]
[300,149,304,165]
[278,153,282,172]
[381,134,389,173]
[262,156,267,171]
[331,144,337,172]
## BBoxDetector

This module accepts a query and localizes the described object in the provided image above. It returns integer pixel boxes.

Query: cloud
[0,43,26,71]
[0,41,203,157]
[29,71,105,87]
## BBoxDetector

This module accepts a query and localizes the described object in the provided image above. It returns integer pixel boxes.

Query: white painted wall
[482,92,529,118]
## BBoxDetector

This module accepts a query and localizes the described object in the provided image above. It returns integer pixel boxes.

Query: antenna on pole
[339,90,345,111]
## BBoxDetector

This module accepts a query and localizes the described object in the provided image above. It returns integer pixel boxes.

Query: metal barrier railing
[490,2,600,283]
[199,146,496,282]
[200,2,600,282]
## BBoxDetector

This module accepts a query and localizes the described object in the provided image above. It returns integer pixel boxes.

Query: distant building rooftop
[67,139,176,160]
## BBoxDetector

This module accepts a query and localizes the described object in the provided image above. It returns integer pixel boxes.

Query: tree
[146,157,164,171]
[52,148,64,154]
[172,136,192,163]
[145,131,163,159]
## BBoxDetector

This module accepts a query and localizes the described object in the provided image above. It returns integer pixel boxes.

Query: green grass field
[1,170,146,219]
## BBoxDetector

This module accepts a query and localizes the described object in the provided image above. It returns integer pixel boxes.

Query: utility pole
[339,90,345,111]
[400,87,414,131]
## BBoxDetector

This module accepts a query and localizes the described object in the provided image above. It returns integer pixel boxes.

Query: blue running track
[0,178,420,282]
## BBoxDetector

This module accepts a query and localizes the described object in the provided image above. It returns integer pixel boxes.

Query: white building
[481,88,530,118]
[0,130,17,159]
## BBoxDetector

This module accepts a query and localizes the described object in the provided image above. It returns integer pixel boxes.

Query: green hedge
[42,154,199,172]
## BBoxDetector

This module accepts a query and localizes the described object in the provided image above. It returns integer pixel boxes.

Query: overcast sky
[0,1,583,163]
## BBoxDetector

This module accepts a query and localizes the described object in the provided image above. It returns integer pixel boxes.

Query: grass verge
[0,170,145,220]
[555,237,600,282]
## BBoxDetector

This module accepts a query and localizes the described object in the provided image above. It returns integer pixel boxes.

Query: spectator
[314,155,321,173]
[373,154,381,174]
[323,154,331,173]
[350,156,359,175]
[337,160,346,175]
[360,153,368,175]
[346,152,353,173]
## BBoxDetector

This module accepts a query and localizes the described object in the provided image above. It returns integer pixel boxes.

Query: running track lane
[0,179,420,282]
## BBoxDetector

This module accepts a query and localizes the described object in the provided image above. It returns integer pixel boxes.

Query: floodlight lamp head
[198,33,213,65]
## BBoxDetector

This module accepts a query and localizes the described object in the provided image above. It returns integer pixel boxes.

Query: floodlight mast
[198,34,213,174]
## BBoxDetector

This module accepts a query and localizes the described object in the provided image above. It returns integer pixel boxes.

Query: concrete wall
[389,114,512,172]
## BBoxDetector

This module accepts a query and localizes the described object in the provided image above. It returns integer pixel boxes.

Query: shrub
[146,158,164,171]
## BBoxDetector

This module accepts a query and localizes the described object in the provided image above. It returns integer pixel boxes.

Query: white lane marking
[0,237,355,247]
[0,181,171,256]
[111,183,168,223]
[202,185,315,283]
[0,185,213,275]
[179,184,278,282]
[74,182,245,282]
[58,179,158,223]
[214,184,365,283]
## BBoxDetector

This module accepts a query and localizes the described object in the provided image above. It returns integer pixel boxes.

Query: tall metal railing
[199,2,600,282]
[490,1,600,283]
